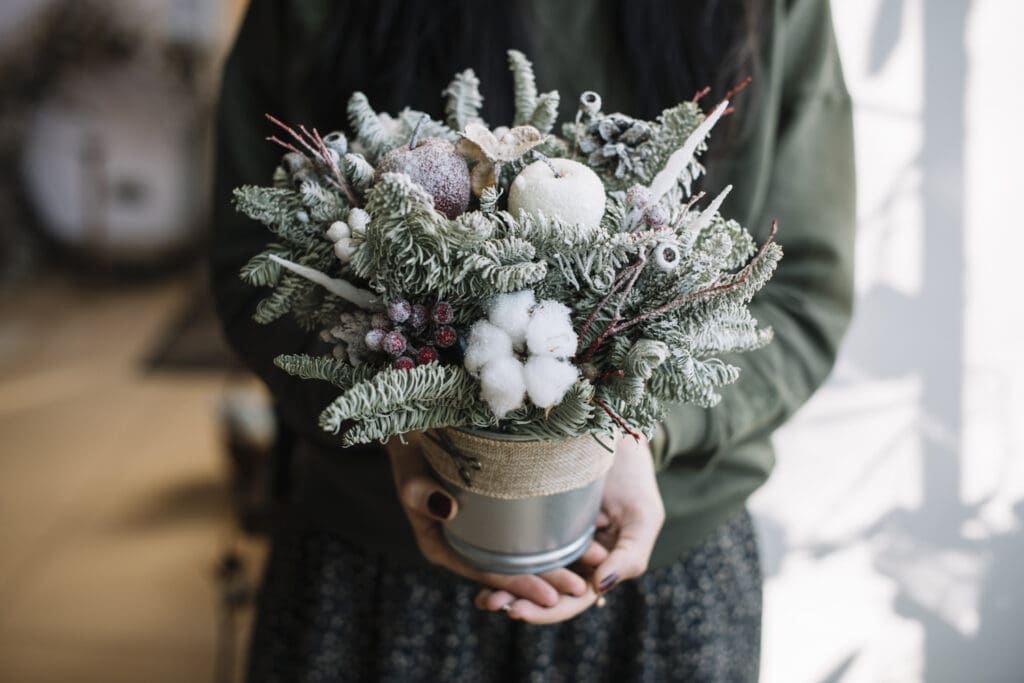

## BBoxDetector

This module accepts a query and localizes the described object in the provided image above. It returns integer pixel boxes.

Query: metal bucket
[425,428,612,575]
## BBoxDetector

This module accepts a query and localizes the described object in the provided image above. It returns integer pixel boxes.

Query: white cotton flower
[488,290,535,349]
[465,290,582,417]
[347,208,370,235]
[525,300,577,358]
[479,356,526,418]
[523,355,579,408]
[463,320,513,376]
[326,221,350,242]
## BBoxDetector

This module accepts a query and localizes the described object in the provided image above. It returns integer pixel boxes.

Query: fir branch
[274,354,376,388]
[529,91,560,134]
[320,364,478,433]
[443,68,484,131]
[342,153,375,194]
[479,186,501,214]
[240,244,289,287]
[508,50,538,126]
[347,92,395,161]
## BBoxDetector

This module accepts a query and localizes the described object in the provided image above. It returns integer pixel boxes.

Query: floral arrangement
[235,50,781,447]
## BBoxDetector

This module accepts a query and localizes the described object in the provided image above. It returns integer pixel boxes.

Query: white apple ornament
[508,156,606,237]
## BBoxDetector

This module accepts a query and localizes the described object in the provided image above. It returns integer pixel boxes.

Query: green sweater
[210,0,855,569]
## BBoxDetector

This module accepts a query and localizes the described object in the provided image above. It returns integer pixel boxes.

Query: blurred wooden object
[0,273,267,683]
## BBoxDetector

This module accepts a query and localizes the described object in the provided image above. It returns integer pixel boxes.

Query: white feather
[648,100,728,203]
[267,254,383,310]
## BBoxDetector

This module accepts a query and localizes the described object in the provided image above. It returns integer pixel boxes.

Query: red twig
[577,255,650,364]
[691,86,712,103]
[595,368,625,384]
[264,114,361,207]
[613,253,647,322]
[609,220,779,336]
[721,75,753,103]
[595,399,641,441]
[265,135,305,158]
[310,125,360,206]
[266,114,321,157]
[673,190,707,230]
[575,265,633,351]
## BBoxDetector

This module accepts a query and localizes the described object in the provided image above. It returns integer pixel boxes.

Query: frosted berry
[431,301,454,324]
[382,330,407,356]
[434,325,457,349]
[370,313,392,331]
[626,184,652,209]
[408,304,429,330]
[393,356,415,371]
[364,329,386,351]
[416,346,439,365]
[644,205,669,228]
[387,299,412,324]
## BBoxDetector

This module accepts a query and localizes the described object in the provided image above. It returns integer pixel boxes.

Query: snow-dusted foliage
[236,50,781,444]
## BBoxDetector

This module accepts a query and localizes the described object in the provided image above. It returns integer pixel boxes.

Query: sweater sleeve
[208,0,347,450]
[656,0,856,468]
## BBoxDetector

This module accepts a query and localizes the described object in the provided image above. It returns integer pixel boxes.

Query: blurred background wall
[0,1,1019,682]
[752,1,1024,681]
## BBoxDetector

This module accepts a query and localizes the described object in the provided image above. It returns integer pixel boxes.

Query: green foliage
[507,50,537,126]
[346,92,395,162]
[443,69,483,131]
[235,49,782,445]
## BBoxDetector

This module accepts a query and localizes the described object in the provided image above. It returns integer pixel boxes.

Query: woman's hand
[388,432,601,608]
[474,434,665,624]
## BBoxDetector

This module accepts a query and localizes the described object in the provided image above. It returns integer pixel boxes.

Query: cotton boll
[463,320,513,376]
[526,300,578,358]
[489,290,535,348]
[479,356,526,418]
[524,355,579,408]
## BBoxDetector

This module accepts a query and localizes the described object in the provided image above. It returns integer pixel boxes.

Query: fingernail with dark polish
[597,573,619,593]
[428,491,453,520]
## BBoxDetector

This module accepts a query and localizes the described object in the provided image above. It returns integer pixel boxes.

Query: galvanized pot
[422,428,615,575]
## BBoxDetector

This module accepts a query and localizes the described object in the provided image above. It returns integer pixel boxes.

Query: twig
[575,264,632,349]
[595,399,641,441]
[264,114,362,207]
[266,113,321,157]
[595,368,625,384]
[577,254,650,364]
[608,220,778,336]
[691,86,711,103]
[720,76,752,104]
[265,135,305,158]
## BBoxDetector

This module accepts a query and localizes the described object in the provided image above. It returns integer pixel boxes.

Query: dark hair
[303,0,766,165]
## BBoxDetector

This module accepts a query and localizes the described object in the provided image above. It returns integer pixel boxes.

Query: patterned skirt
[246,510,762,683]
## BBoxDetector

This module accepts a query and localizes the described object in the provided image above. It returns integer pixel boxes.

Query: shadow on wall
[778,0,1024,680]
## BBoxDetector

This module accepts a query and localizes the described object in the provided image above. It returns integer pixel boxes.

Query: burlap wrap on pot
[423,428,616,500]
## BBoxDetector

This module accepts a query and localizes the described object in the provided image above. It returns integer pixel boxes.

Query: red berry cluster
[365,299,459,370]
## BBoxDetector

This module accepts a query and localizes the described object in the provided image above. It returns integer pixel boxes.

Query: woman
[210,0,855,680]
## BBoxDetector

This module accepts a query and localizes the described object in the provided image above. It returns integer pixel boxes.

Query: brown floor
[0,273,266,683]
